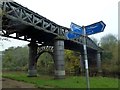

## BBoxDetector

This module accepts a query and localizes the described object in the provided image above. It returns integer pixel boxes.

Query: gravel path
[2,78,36,88]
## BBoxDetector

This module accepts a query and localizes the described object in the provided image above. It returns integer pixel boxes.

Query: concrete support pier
[97,51,102,75]
[54,38,65,79]
[28,42,38,77]
[80,54,85,75]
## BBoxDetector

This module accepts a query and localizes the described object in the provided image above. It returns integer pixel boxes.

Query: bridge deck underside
[2,16,97,54]
[2,16,56,44]
[3,16,98,55]
[64,40,97,54]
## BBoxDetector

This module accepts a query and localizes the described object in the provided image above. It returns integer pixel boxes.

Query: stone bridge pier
[28,42,38,77]
[27,38,65,79]
[80,51,102,76]
[54,38,65,79]
[96,51,102,74]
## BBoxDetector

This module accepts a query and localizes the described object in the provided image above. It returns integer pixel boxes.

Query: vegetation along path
[2,71,119,89]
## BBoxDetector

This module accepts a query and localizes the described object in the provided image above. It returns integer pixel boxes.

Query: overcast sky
[0,0,119,51]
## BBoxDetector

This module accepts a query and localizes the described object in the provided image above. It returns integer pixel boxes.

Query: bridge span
[0,1,102,79]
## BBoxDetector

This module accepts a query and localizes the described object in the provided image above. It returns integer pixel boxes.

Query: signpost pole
[83,26,90,90]
[68,21,106,90]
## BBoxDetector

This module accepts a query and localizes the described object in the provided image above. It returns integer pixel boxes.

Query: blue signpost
[65,21,106,90]
[70,22,83,34]
[66,21,106,39]
[65,23,83,39]
[65,31,80,39]
[85,21,106,35]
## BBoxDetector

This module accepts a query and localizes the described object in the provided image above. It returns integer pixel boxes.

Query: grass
[2,71,119,89]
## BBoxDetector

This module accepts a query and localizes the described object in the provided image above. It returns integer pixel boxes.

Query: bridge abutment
[54,38,65,79]
[28,42,38,77]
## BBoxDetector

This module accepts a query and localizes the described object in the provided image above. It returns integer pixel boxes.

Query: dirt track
[2,78,36,88]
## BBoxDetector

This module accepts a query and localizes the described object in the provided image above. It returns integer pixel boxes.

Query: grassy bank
[2,71,119,88]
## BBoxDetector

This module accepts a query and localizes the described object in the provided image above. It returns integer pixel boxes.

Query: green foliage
[65,50,80,75]
[100,34,118,75]
[2,46,28,71]
[101,34,117,47]
[37,52,54,75]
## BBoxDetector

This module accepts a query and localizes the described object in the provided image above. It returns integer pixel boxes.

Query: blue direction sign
[65,31,80,39]
[65,22,83,39]
[85,21,106,35]
[70,22,83,34]
[65,21,106,39]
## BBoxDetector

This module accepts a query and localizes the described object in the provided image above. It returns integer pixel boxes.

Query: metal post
[83,26,90,90]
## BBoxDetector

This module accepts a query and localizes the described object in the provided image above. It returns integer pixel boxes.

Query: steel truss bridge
[0,1,102,79]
